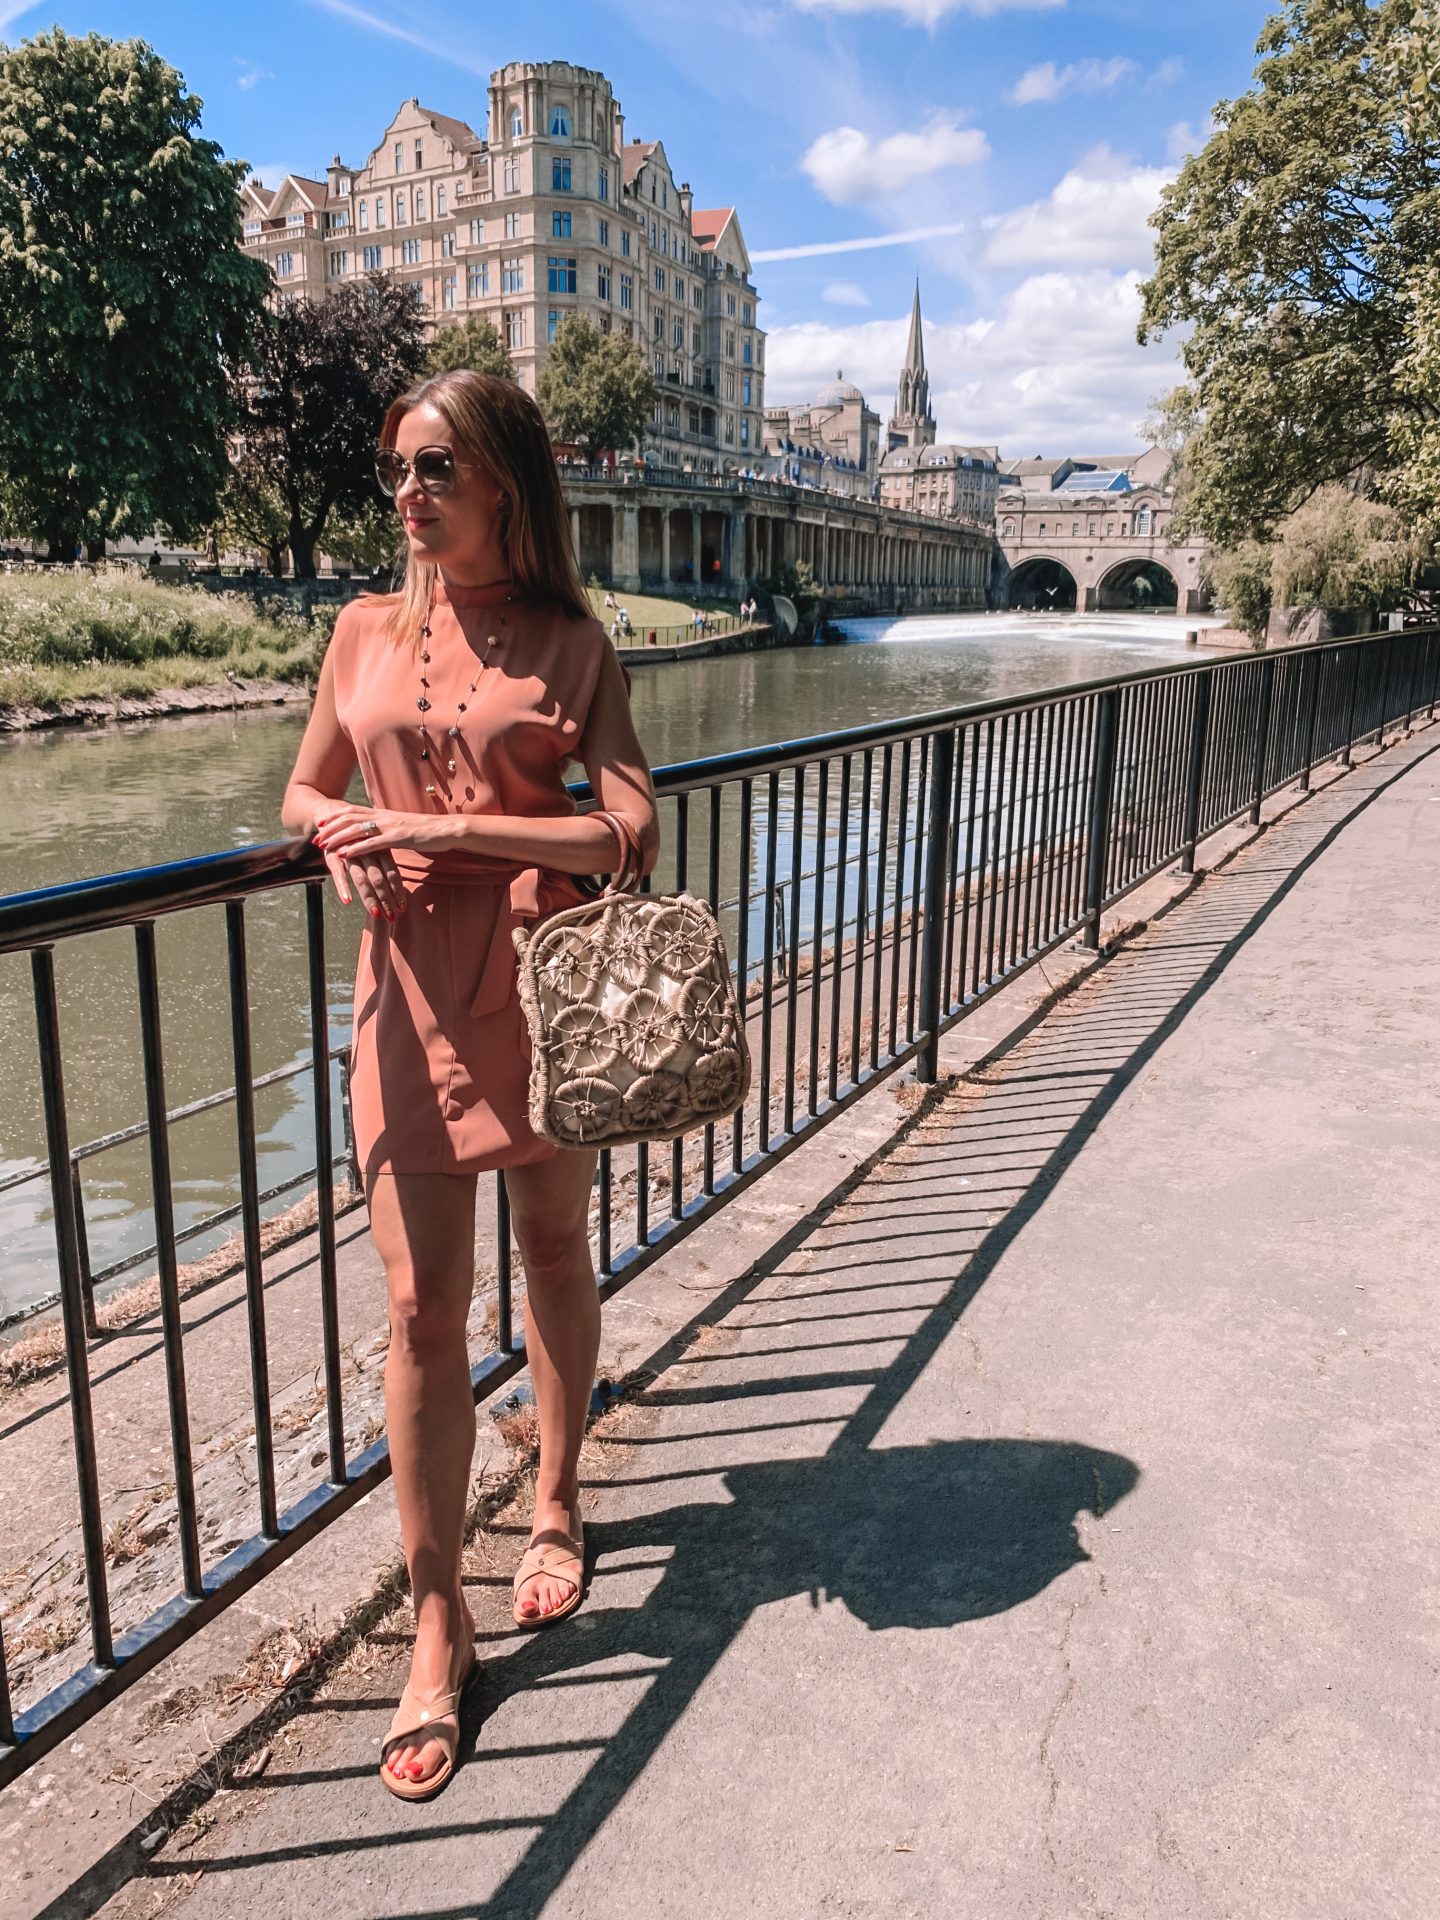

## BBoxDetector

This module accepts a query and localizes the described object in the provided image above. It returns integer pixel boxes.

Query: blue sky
[2,0,1273,453]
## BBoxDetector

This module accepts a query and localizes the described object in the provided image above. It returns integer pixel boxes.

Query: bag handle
[589,808,644,895]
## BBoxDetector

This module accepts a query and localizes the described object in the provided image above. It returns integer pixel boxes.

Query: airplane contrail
[751,220,970,263]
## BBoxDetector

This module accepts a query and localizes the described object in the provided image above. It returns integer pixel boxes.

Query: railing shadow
[58,737,1436,1919]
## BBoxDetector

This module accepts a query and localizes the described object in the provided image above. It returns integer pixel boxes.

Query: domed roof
[814,369,863,407]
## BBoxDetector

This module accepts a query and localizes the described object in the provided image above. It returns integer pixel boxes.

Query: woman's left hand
[312,806,449,858]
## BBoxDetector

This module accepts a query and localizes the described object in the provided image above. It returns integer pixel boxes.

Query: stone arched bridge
[995,484,1211,615]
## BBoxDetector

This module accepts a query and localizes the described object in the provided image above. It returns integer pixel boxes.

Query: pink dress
[329,580,611,1179]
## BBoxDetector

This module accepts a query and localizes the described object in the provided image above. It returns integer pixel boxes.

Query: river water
[0,610,1222,1318]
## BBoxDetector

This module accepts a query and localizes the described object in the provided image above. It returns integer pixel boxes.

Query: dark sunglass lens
[413,449,456,492]
[374,452,405,496]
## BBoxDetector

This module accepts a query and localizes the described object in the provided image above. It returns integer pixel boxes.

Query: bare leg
[504,1148,601,1620]
[368,1170,479,1784]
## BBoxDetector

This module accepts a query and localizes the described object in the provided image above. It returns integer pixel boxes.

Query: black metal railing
[0,624,1435,1787]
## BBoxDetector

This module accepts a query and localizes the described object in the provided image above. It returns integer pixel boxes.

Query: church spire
[887,278,936,450]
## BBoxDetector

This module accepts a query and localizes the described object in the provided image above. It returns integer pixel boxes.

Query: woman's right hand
[312,806,408,921]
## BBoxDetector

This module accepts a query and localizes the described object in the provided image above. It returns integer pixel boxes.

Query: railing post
[1372,638,1393,747]
[1341,642,1363,767]
[1248,653,1277,825]
[1179,668,1213,875]
[70,1158,99,1339]
[1082,688,1120,951]
[1298,646,1324,792]
[916,727,956,1083]
[1428,629,1439,720]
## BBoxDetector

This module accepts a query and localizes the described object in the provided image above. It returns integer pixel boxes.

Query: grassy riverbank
[0,572,332,712]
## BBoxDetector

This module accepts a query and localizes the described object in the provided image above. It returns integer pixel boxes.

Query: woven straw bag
[512,810,752,1150]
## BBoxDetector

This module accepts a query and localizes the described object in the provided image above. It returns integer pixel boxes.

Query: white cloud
[1165,116,1211,162]
[824,280,872,306]
[801,114,989,205]
[305,0,490,77]
[792,0,1064,24]
[766,269,1179,452]
[753,219,969,263]
[236,62,272,92]
[982,146,1172,270]
[0,1,38,32]
[1147,56,1185,90]
[1008,57,1137,106]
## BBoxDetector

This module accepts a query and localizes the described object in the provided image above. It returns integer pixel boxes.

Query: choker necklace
[415,579,514,801]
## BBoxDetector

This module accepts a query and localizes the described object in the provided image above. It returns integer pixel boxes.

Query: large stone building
[877,286,1000,530]
[238,63,764,474]
[995,454,1209,611]
[762,373,880,496]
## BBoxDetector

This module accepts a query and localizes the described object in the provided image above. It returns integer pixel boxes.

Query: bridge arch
[1006,555,1077,612]
[1096,558,1178,611]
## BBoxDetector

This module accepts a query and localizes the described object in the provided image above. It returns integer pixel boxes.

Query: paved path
[115,734,1440,1919]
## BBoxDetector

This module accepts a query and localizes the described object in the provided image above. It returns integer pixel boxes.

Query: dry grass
[105,1485,174,1567]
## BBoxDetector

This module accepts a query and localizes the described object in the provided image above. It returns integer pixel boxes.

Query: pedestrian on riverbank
[282,369,659,1802]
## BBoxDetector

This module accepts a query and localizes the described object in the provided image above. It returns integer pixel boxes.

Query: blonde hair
[373,370,592,643]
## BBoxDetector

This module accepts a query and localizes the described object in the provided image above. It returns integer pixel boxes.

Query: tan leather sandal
[511,1524,586,1629]
[378,1647,477,1802]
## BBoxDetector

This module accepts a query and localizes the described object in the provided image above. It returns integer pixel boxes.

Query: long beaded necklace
[415,577,514,801]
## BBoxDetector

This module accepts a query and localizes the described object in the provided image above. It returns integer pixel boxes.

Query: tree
[1206,486,1423,640]
[230,274,429,578]
[1139,0,1440,550]
[321,496,402,573]
[425,316,515,380]
[0,30,269,558]
[536,316,653,462]
[214,461,290,576]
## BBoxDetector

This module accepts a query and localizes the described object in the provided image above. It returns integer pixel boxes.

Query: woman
[282,370,658,1801]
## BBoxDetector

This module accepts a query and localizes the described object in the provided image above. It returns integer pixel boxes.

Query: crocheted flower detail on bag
[677,972,733,1046]
[621,1070,688,1133]
[688,1047,743,1113]
[646,904,715,980]
[547,1002,620,1078]
[598,901,659,990]
[613,988,684,1070]
[535,927,608,1001]
[549,1076,623,1143]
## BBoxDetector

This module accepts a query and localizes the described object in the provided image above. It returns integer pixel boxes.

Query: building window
[598,264,611,300]
[243,219,260,236]
[395,142,403,173]
[1136,504,1152,534]
[329,249,349,275]
[654,352,664,378]
[414,138,422,169]
[504,157,520,193]
[1072,520,1080,536]
[469,217,485,244]
[621,229,631,258]
[692,322,701,354]
[673,317,683,348]
[401,237,421,265]
[674,275,683,300]
[1038,523,1046,538]
[364,244,383,270]
[693,285,702,309]
[287,212,305,228]
[619,273,633,310]
[742,374,752,406]
[724,329,735,358]
[552,210,571,238]
[358,200,368,231]
[467,260,488,297]
[504,308,524,348]
[724,368,736,400]
[598,165,609,201]
[741,418,750,447]
[653,311,663,339]
[687,405,700,431]
[502,256,524,292]
[548,308,559,341]
[742,335,752,365]
[550,105,570,137]
[650,219,656,246]
[504,210,521,239]
[726,292,736,317]
[548,255,577,293]
[598,217,608,246]
[724,416,734,445]
[653,264,664,292]
[437,185,446,218]
[395,191,406,224]
[662,181,668,210]
[441,230,455,258]
[414,188,425,221]
[552,157,572,191]
[443,274,457,309]
[276,252,293,276]
[510,105,523,139]
[743,301,753,326]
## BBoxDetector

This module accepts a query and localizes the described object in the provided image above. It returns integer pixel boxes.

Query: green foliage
[0,30,270,557]
[1207,485,1423,639]
[536,316,654,460]
[230,273,430,579]
[321,496,402,572]
[214,463,290,577]
[775,559,822,610]
[1139,0,1440,549]
[0,570,326,706]
[425,315,515,380]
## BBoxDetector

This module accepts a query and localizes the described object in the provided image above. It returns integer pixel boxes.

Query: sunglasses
[374,445,478,498]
